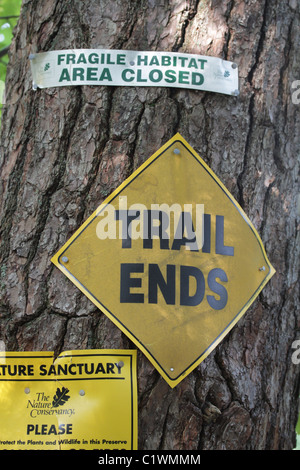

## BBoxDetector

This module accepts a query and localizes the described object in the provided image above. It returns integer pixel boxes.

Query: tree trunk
[0,0,299,450]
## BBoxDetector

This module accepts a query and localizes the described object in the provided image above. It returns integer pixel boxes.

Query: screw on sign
[52,134,275,388]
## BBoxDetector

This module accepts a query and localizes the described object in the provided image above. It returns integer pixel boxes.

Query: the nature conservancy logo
[52,386,70,408]
[26,388,75,419]
[25,387,75,441]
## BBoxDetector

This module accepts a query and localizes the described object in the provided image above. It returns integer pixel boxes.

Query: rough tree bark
[0,0,299,450]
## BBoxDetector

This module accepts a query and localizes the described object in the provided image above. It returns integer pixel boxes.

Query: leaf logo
[52,387,70,408]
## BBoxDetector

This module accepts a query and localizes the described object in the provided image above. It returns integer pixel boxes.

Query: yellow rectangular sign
[0,350,137,450]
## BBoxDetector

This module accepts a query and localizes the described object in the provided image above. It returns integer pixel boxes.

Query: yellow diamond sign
[52,134,275,387]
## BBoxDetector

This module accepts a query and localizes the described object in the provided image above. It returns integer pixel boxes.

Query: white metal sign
[29,49,239,96]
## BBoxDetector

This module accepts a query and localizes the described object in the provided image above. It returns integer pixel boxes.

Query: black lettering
[7,365,17,375]
[148,264,175,305]
[115,210,140,248]
[84,363,94,374]
[202,214,211,253]
[26,424,72,436]
[66,424,73,434]
[215,215,234,256]
[143,210,169,249]
[207,268,228,310]
[27,424,34,435]
[120,263,144,303]
[95,363,105,374]
[42,424,48,435]
[180,266,205,306]
[172,212,198,251]
[39,364,47,376]
[57,364,68,375]
[106,363,115,374]
[47,364,56,376]
[18,365,26,375]
[68,364,77,375]
[58,424,65,435]
[115,362,123,374]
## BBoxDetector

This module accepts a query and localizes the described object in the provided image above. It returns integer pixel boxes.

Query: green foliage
[0,0,22,118]
[295,412,300,450]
